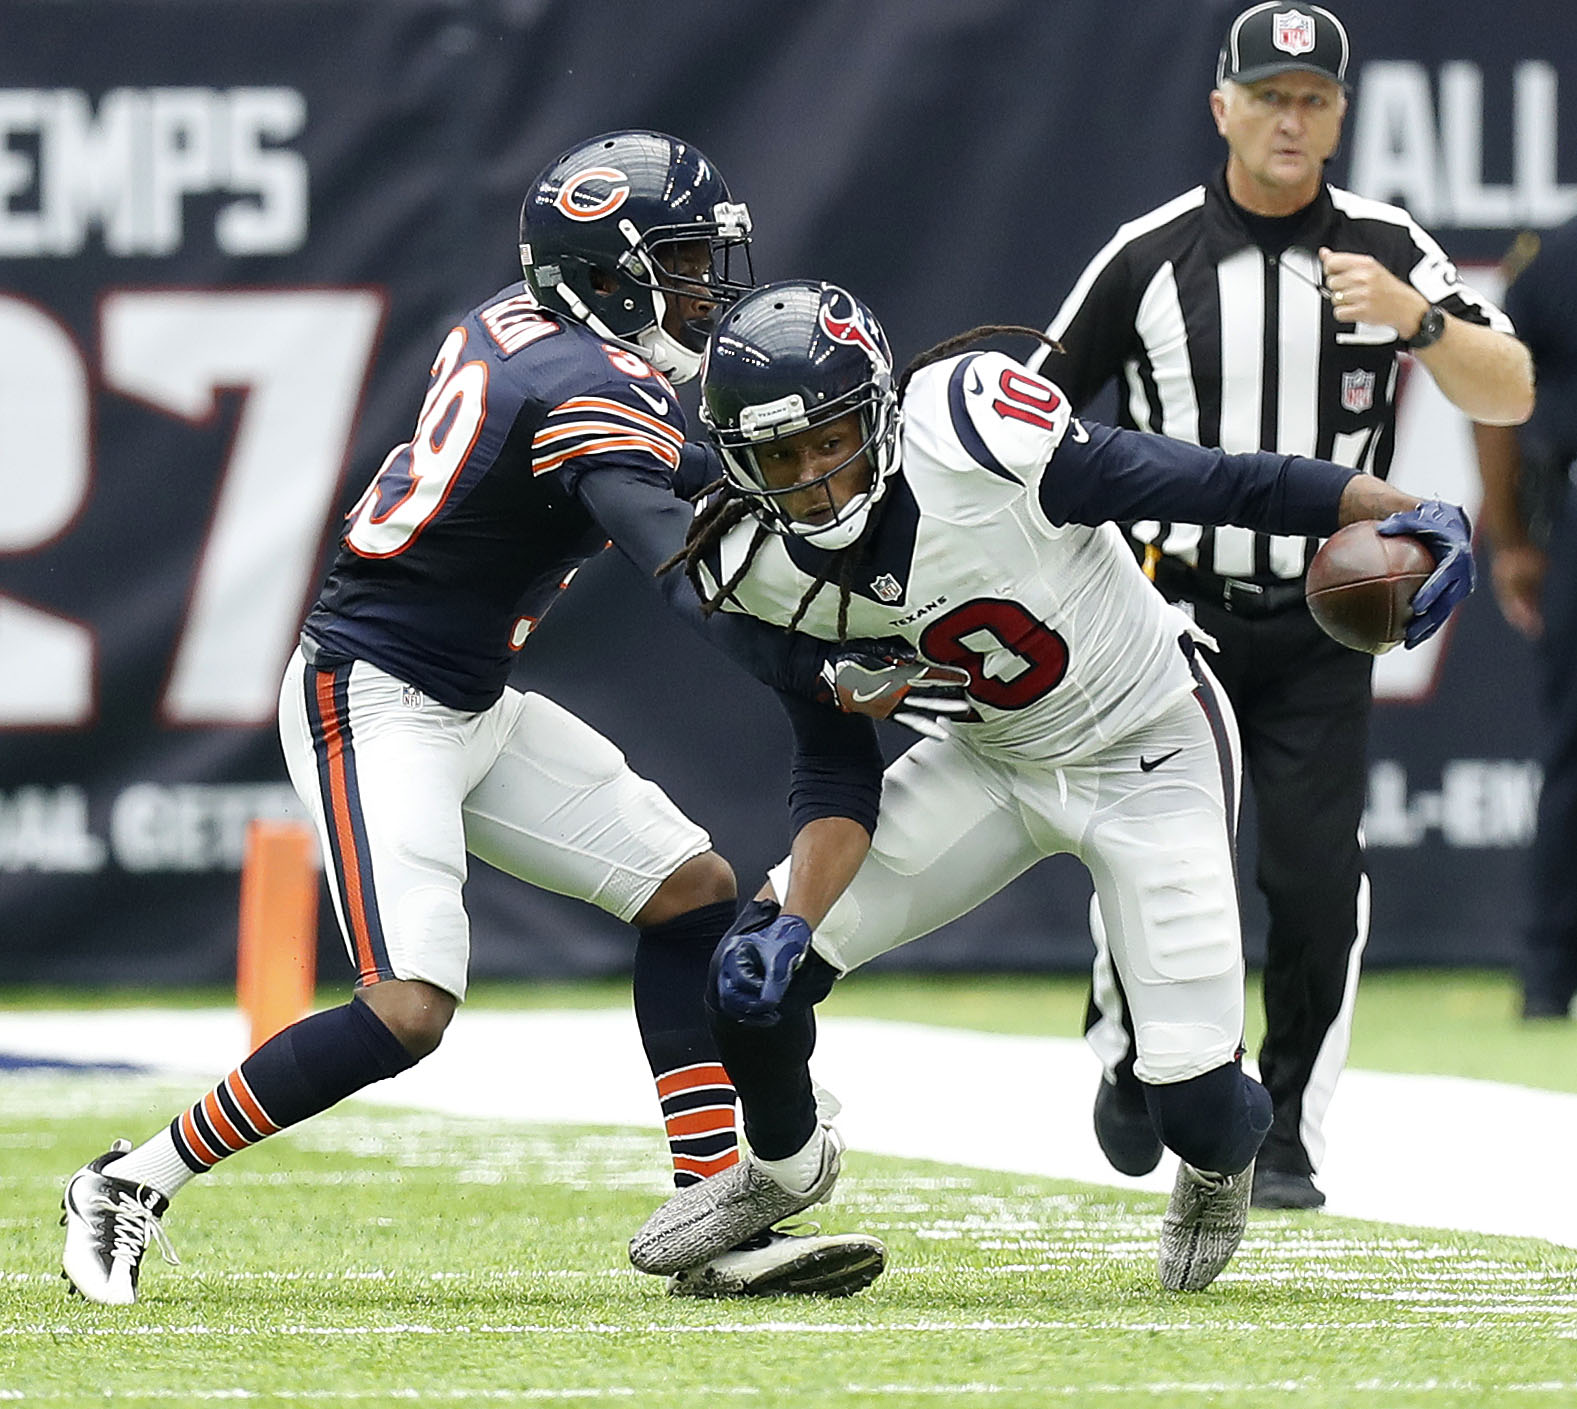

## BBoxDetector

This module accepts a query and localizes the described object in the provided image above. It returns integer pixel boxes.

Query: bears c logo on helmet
[554,167,631,222]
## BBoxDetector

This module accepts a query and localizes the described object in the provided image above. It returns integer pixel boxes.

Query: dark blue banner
[2,0,1572,982]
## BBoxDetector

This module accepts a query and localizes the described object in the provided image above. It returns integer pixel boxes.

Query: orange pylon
[236,819,318,1053]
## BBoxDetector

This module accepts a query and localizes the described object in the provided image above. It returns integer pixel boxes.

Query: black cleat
[1521,991,1573,1021]
[1250,1165,1326,1210]
[667,1228,886,1298]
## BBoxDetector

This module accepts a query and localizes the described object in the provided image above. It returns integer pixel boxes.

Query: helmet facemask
[522,201,753,383]
[708,372,901,552]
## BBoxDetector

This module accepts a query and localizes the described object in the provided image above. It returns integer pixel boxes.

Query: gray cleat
[630,1126,844,1276]
[1158,1158,1254,1292]
[668,1227,885,1298]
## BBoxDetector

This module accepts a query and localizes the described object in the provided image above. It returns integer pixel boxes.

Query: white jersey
[705,351,1202,765]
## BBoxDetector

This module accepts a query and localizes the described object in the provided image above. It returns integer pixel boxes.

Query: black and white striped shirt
[1031,166,1513,584]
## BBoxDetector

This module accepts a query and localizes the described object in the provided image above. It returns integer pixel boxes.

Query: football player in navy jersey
[628,279,1475,1292]
[61,135,912,1306]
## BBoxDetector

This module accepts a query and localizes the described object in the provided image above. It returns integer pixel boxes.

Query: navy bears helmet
[519,130,754,383]
[701,280,901,550]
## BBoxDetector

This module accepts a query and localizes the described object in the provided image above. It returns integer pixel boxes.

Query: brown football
[1305,521,1436,654]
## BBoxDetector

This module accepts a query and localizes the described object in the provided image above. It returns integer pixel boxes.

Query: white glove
[819,644,974,739]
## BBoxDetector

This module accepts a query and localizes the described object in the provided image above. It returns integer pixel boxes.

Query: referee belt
[1153,557,1307,619]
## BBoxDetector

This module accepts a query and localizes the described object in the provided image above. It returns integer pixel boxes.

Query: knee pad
[1144,1060,1272,1176]
[389,884,469,1000]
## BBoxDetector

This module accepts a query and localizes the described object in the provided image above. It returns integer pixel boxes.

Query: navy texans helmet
[701,280,900,551]
[519,130,754,383]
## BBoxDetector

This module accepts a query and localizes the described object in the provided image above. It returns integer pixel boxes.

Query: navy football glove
[1376,499,1476,648]
[819,641,973,739]
[713,899,813,1027]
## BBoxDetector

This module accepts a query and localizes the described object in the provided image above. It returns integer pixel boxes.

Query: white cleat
[630,1125,844,1277]
[61,1139,179,1305]
[1158,1158,1254,1292]
[668,1227,885,1298]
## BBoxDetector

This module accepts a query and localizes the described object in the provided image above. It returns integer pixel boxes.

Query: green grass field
[4,972,1576,1407]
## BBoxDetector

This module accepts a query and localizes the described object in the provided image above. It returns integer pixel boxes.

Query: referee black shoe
[1250,1164,1326,1210]
[1092,1071,1163,1177]
[1521,990,1573,1021]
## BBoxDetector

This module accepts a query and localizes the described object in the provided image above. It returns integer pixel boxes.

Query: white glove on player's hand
[818,643,974,739]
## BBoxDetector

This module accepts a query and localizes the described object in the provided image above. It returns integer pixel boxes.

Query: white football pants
[278,648,711,1000]
[769,657,1246,1085]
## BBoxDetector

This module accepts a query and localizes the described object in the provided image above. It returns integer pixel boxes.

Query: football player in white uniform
[628,279,1474,1292]
[59,140,907,1307]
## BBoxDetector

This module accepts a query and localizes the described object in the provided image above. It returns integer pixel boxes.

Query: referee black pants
[1525,480,1577,1013]
[1092,594,1373,1178]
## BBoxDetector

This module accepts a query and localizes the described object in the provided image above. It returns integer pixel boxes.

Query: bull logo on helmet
[554,166,631,222]
[818,289,889,370]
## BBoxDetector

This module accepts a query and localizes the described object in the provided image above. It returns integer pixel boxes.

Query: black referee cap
[1217,3,1350,88]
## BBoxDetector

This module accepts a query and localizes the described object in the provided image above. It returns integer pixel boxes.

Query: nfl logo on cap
[1273,10,1316,56]
[1218,2,1349,88]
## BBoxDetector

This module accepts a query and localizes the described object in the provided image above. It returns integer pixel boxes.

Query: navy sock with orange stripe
[634,899,741,1188]
[168,996,415,1175]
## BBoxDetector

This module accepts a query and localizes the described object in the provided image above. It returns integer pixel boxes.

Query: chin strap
[542,280,696,384]
[636,324,701,384]
[789,493,876,551]
[786,436,902,552]
[547,277,697,384]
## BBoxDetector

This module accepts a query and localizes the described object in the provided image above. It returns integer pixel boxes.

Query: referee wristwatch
[1405,303,1447,350]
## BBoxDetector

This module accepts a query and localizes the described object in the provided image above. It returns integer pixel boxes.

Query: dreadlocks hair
[656,469,868,637]
[657,323,1064,636]
[655,476,769,617]
[655,468,866,637]
[895,324,1062,399]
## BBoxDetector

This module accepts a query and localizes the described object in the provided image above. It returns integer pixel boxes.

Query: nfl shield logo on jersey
[1273,10,1316,55]
[872,573,903,603]
[1340,369,1375,413]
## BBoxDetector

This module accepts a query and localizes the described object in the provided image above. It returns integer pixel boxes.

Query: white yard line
[5,1385,1575,1402]
[4,1009,1575,1247]
[4,1318,1566,1335]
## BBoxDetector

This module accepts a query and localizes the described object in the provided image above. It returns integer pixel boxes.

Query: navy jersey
[304,283,815,711]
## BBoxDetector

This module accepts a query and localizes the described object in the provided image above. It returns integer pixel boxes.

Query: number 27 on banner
[0,288,384,730]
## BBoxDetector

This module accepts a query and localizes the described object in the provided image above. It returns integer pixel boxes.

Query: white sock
[106,1129,197,1200]
[754,1126,827,1194]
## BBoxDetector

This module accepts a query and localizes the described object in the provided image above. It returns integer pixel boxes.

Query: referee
[1032,2,1532,1209]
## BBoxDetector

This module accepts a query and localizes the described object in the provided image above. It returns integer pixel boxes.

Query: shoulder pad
[471,284,571,360]
[907,351,1071,486]
[532,349,688,478]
